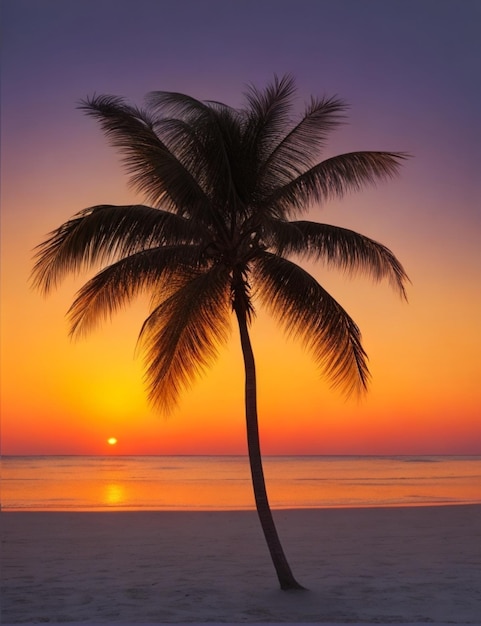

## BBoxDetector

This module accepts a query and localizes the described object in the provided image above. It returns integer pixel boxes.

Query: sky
[1,0,480,456]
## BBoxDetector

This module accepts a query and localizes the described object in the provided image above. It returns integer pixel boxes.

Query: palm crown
[33,75,408,413]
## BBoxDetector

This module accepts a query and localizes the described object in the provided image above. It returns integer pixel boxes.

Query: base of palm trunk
[254,501,307,590]
[279,578,307,591]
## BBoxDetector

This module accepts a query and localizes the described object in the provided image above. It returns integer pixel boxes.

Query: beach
[2,505,480,624]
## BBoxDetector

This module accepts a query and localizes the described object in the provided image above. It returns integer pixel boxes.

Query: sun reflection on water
[104,483,126,507]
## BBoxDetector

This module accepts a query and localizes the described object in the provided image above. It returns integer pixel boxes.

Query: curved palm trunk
[234,305,305,590]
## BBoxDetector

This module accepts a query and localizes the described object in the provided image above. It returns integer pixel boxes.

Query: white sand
[1,506,480,624]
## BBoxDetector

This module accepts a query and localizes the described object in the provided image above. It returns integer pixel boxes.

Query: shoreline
[3,501,481,513]
[4,498,481,509]
[2,505,480,623]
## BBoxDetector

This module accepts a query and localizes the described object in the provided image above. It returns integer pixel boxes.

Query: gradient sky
[1,0,480,455]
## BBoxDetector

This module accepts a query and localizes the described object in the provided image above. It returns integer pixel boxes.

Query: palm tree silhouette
[32,75,408,590]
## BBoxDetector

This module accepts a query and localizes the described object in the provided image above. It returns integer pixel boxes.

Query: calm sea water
[1,455,480,511]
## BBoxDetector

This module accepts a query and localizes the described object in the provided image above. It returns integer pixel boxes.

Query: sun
[107,437,118,446]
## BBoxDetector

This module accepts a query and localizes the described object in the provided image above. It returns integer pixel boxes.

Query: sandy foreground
[1,506,480,624]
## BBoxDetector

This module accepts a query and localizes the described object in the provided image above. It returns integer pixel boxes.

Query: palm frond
[146,90,247,216]
[138,265,232,412]
[80,96,210,213]
[67,244,206,337]
[267,219,409,298]
[150,117,212,192]
[252,252,370,395]
[150,115,231,224]
[258,96,347,191]
[266,151,409,217]
[32,204,204,294]
[242,74,297,174]
[146,90,234,121]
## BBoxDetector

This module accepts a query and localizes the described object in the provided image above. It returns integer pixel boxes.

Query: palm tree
[32,75,408,590]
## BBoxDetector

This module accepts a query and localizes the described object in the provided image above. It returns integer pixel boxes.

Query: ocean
[2,455,480,511]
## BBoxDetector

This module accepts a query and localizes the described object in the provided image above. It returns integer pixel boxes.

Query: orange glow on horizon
[1,268,481,455]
